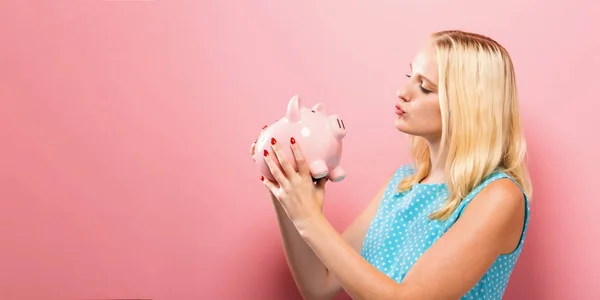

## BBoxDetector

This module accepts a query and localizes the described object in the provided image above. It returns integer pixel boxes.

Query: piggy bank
[253,95,347,182]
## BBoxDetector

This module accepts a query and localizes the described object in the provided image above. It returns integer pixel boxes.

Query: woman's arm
[271,173,393,300]
[297,178,526,300]
[254,134,395,299]
[320,174,393,299]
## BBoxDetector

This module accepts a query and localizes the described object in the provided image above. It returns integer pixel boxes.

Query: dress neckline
[414,181,446,186]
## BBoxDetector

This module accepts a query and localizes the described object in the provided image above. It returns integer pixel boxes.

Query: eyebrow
[409,63,438,88]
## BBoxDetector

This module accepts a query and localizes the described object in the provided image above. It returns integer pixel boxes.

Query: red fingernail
[290,137,296,144]
[263,149,268,156]
[262,125,267,130]
[271,138,276,145]
[260,175,264,181]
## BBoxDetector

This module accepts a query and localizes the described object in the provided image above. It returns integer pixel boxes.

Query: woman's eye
[420,86,433,94]
[406,74,433,94]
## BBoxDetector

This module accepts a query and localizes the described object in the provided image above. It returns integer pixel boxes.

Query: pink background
[1,0,599,299]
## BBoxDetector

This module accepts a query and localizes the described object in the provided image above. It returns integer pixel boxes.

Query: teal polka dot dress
[360,164,530,299]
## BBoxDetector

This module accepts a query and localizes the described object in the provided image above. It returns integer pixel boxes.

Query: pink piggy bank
[253,95,347,182]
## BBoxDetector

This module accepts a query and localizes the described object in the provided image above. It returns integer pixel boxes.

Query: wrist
[295,212,328,239]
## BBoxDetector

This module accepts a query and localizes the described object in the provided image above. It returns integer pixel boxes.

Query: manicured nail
[262,125,267,130]
[260,175,264,181]
[263,149,269,156]
[290,137,296,144]
[271,138,276,145]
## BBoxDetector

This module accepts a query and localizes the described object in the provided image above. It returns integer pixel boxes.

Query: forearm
[298,214,406,300]
[271,197,336,300]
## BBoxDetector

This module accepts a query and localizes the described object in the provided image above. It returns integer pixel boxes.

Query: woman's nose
[396,88,410,102]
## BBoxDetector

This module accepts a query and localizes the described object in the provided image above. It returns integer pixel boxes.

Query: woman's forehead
[411,43,439,84]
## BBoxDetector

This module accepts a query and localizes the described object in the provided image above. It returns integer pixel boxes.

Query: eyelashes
[405,74,433,94]
[420,86,433,94]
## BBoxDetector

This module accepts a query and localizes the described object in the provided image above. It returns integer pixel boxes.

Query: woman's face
[395,42,443,141]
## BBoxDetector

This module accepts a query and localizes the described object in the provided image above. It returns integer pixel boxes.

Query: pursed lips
[395,103,406,114]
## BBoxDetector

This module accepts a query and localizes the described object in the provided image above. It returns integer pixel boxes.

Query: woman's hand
[261,136,328,229]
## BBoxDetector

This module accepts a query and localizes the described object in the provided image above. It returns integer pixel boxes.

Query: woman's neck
[423,138,448,184]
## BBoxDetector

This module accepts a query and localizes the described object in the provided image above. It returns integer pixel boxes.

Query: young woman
[249,30,532,300]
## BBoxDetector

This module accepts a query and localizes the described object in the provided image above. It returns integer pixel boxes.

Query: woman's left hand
[261,137,328,228]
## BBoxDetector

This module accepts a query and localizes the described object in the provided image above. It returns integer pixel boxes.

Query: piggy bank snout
[331,115,347,139]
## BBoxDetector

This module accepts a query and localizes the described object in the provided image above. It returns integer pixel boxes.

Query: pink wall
[1,1,599,299]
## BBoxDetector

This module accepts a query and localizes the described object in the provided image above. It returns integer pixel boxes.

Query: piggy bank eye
[311,110,316,113]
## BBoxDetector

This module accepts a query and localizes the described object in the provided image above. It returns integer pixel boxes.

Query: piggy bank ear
[311,103,326,114]
[286,95,302,122]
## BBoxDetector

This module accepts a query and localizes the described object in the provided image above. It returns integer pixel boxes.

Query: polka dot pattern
[360,164,530,299]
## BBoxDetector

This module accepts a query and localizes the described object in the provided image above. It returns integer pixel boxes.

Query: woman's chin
[394,118,408,132]
[394,120,420,136]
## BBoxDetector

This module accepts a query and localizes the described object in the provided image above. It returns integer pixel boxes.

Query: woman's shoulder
[470,171,527,201]
[373,163,416,198]
[392,162,416,178]
[381,163,415,187]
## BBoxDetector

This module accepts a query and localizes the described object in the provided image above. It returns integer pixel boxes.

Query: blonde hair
[398,30,533,221]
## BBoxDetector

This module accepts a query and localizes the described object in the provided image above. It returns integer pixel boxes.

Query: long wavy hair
[398,30,533,221]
